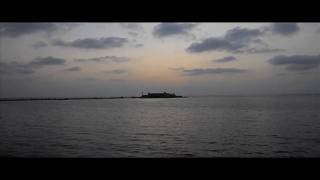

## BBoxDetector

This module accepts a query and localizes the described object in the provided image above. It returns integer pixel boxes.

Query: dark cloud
[269,23,300,36]
[186,26,286,54]
[28,57,66,67]
[182,68,248,76]
[74,56,130,63]
[153,23,197,38]
[186,37,244,53]
[268,54,320,71]
[0,23,58,37]
[186,27,271,53]
[0,23,77,38]
[224,27,264,44]
[212,56,237,63]
[31,41,48,48]
[104,69,127,74]
[65,66,81,71]
[51,37,129,49]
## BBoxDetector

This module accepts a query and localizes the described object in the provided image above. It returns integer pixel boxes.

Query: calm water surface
[1,95,320,157]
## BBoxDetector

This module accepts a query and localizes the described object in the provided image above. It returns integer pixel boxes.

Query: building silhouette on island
[140,91,183,98]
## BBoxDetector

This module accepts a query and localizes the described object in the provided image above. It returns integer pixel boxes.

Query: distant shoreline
[0,96,187,102]
[0,93,319,102]
[0,97,137,102]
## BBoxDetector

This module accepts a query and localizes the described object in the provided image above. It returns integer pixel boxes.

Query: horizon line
[1,92,320,101]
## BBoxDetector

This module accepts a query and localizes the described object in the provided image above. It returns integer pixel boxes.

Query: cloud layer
[182,68,248,76]
[0,23,76,37]
[153,23,197,38]
[0,62,35,74]
[212,56,237,63]
[268,54,320,71]
[269,23,300,36]
[52,37,129,49]
[234,48,285,54]
[104,69,127,74]
[187,37,243,53]
[0,56,66,75]
[186,26,283,54]
[65,66,81,71]
[74,56,130,63]
[28,57,66,67]
[186,24,300,54]
[119,23,144,32]
[224,26,264,44]
[31,41,48,48]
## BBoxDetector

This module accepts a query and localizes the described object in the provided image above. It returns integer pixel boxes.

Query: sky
[0,23,320,98]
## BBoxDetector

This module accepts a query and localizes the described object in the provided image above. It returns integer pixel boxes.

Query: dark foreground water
[0,95,320,157]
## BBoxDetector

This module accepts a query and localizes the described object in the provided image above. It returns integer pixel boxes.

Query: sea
[0,95,320,157]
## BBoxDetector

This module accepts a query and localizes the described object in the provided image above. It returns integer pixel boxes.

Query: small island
[140,92,183,98]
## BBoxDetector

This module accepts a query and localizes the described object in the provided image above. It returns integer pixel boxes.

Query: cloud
[317,28,320,34]
[103,69,127,74]
[168,67,185,71]
[0,23,77,38]
[119,23,144,32]
[128,32,139,36]
[31,41,48,48]
[120,24,145,39]
[187,26,269,53]
[0,56,66,75]
[224,26,264,44]
[268,23,300,36]
[212,56,237,63]
[130,39,144,48]
[153,23,198,38]
[134,43,144,48]
[182,68,248,76]
[51,37,129,49]
[186,26,285,54]
[82,77,98,81]
[186,37,243,53]
[74,56,130,63]
[27,57,66,67]
[65,66,81,71]
[276,73,287,76]
[234,47,285,54]
[268,54,320,71]
[15,69,36,74]
[0,62,35,74]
